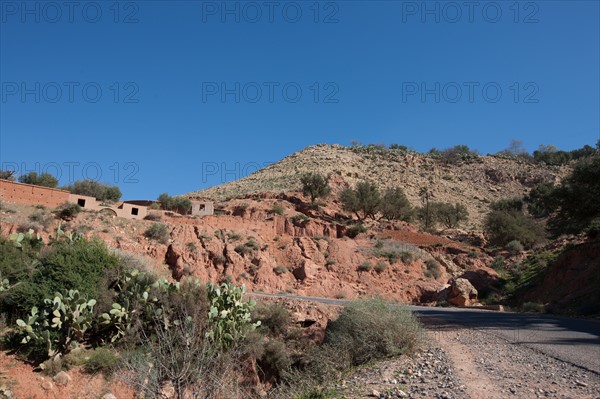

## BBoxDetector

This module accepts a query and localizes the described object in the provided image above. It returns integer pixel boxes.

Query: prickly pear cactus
[206,282,260,349]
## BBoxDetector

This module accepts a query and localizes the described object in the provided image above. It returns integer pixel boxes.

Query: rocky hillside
[0,200,497,306]
[187,144,569,229]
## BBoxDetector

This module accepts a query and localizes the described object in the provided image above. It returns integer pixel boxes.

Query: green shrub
[270,204,285,215]
[144,223,169,244]
[506,240,524,255]
[245,239,260,251]
[143,213,162,221]
[374,262,387,273]
[431,202,469,229]
[253,303,290,337]
[290,214,310,226]
[4,238,119,321]
[345,224,367,238]
[485,210,546,248]
[547,156,600,235]
[324,298,422,367]
[83,347,120,376]
[357,262,372,272]
[400,251,416,264]
[273,265,287,275]
[234,244,253,256]
[213,254,227,265]
[226,232,242,241]
[259,339,292,382]
[490,256,506,272]
[54,203,81,221]
[491,198,524,212]
[438,145,479,164]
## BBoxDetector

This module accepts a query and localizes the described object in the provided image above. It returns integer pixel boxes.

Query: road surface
[250,292,600,374]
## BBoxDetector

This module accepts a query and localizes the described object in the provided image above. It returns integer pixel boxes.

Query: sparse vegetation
[345,223,367,238]
[270,204,286,215]
[273,265,288,275]
[323,298,422,367]
[374,262,387,273]
[290,213,310,226]
[357,261,372,272]
[54,202,81,221]
[143,223,169,244]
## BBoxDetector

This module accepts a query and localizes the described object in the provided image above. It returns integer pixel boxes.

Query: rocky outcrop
[447,278,478,306]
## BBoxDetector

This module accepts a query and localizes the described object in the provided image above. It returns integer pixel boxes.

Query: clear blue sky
[1,0,598,199]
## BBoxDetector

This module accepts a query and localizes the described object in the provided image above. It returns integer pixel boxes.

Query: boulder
[52,371,72,386]
[292,259,320,281]
[447,278,478,306]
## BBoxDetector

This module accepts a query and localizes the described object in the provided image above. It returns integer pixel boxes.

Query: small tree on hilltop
[62,179,121,202]
[432,202,468,229]
[340,181,381,220]
[18,172,59,188]
[158,193,192,215]
[0,170,15,181]
[380,187,413,221]
[300,173,331,204]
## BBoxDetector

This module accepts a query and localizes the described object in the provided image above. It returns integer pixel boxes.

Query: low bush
[357,261,372,272]
[290,214,310,226]
[374,262,387,273]
[83,348,120,376]
[424,259,442,279]
[28,209,54,229]
[54,203,81,221]
[375,262,387,274]
[143,223,169,244]
[485,209,546,248]
[273,265,287,275]
[234,244,253,256]
[270,204,286,216]
[506,240,524,255]
[323,298,423,367]
[345,224,367,238]
[253,303,290,336]
[143,213,162,221]
[17,221,43,233]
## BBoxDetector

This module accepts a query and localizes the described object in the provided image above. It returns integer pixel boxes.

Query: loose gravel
[329,325,600,399]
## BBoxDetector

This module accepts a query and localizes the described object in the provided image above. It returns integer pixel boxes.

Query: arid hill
[187,144,569,229]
